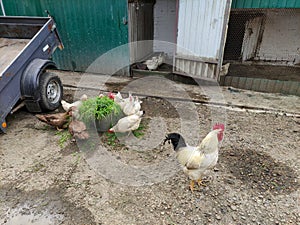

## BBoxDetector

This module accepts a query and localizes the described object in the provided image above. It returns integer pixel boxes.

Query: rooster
[164,123,225,192]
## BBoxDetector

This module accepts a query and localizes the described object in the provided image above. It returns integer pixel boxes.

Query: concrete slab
[54,70,300,115]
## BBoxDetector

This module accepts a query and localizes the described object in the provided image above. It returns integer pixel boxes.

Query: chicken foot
[189,179,208,192]
[197,179,207,187]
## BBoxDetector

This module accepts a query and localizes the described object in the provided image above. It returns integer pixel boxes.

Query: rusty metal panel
[266,80,276,93]
[231,76,240,87]
[222,75,300,96]
[175,58,217,79]
[281,81,290,94]
[289,81,300,95]
[259,79,268,92]
[232,0,300,9]
[174,0,231,80]
[297,83,300,96]
[241,16,264,61]
[244,77,254,90]
[274,80,284,93]
[222,76,232,86]
[238,77,247,89]
[252,79,261,91]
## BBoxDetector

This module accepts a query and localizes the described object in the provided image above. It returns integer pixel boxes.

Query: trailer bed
[0,16,64,133]
[0,38,30,73]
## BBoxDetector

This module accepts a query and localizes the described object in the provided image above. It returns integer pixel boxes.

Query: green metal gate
[2,0,129,72]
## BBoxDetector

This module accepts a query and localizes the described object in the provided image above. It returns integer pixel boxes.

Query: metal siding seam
[238,77,247,89]
[289,81,299,95]
[245,78,253,90]
[281,81,290,94]
[274,80,283,93]
[259,79,268,92]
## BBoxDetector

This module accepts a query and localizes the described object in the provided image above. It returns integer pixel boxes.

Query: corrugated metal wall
[232,0,300,9]
[175,0,230,79]
[2,0,129,73]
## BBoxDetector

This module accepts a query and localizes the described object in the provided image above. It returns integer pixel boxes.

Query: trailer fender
[21,58,57,112]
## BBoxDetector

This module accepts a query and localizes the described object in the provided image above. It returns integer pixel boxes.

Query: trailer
[0,15,64,133]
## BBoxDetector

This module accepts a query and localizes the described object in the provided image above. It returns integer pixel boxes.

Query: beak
[163,136,170,145]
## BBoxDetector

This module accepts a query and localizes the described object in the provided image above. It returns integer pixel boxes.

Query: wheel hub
[46,80,60,104]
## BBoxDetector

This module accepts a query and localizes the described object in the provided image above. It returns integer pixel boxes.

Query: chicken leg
[189,180,195,192]
[197,179,207,187]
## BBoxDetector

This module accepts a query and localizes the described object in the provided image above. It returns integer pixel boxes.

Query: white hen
[61,94,88,112]
[122,96,142,116]
[109,111,144,133]
[144,57,159,71]
[157,53,165,66]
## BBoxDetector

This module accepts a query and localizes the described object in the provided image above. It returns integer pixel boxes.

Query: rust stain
[48,23,53,31]
[5,72,13,77]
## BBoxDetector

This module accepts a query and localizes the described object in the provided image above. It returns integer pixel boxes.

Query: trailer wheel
[38,72,63,111]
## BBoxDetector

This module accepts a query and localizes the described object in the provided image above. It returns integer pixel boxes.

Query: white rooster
[164,123,225,192]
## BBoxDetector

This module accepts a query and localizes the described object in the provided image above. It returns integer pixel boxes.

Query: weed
[132,123,146,138]
[105,122,146,146]
[56,130,72,148]
[105,132,118,146]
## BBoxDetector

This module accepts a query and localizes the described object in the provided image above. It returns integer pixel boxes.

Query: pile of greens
[79,96,122,123]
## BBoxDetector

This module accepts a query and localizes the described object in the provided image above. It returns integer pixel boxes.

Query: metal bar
[216,0,232,81]
[0,16,48,24]
[175,54,218,64]
[0,0,5,16]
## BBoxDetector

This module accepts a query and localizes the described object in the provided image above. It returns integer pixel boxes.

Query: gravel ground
[0,75,299,224]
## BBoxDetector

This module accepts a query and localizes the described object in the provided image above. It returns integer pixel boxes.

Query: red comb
[108,129,114,133]
[108,92,115,99]
[213,123,225,131]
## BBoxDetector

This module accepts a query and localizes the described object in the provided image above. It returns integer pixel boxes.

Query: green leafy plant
[105,132,118,146]
[132,123,146,138]
[105,122,146,146]
[55,130,72,148]
[79,96,122,123]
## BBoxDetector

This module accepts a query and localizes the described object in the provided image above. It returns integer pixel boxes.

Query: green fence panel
[2,0,129,72]
[232,0,300,8]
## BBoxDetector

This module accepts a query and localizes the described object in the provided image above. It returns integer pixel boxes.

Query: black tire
[38,72,63,111]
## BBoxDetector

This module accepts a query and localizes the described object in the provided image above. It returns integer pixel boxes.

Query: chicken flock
[36,89,225,193]
[36,91,144,139]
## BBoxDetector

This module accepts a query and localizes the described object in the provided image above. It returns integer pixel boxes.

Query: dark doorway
[223,13,249,61]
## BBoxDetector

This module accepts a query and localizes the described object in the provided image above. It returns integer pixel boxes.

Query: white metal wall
[256,9,300,64]
[175,0,231,79]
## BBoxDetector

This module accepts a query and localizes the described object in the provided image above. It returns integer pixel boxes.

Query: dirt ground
[0,72,299,225]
